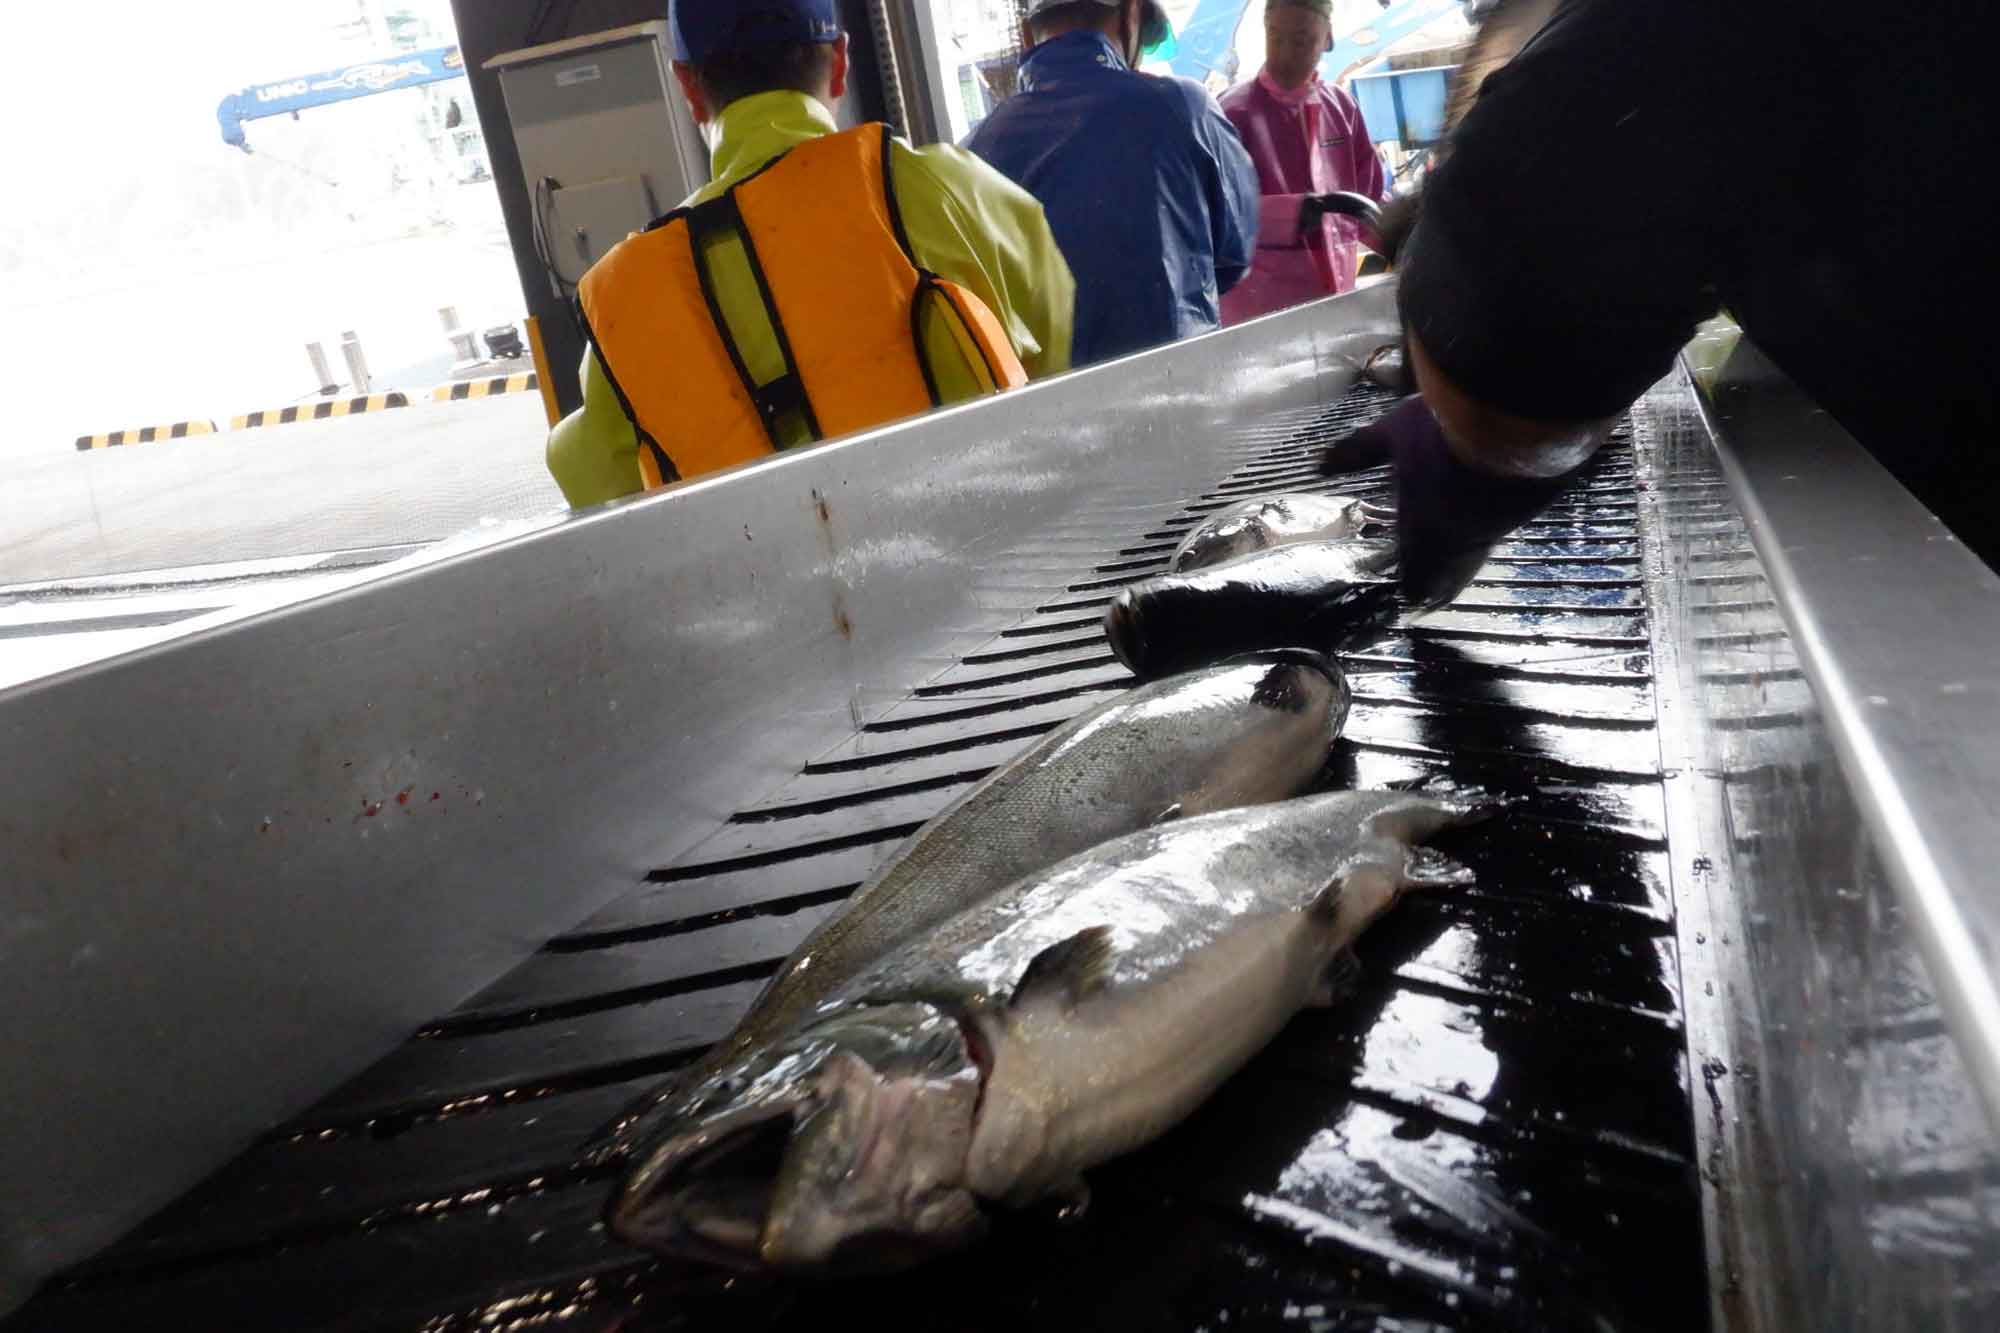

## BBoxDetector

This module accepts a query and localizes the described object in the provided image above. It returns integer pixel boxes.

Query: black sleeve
[1398,0,1742,421]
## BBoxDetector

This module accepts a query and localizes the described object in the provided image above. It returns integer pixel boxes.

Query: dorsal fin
[1011,926,1117,1011]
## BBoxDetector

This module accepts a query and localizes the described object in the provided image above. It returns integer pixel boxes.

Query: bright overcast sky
[0,0,460,201]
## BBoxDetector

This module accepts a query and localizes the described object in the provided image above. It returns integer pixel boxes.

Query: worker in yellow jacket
[546,0,1076,508]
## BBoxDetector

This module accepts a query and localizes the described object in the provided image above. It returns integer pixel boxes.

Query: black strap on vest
[603,125,935,466]
[574,295,677,484]
[682,189,823,449]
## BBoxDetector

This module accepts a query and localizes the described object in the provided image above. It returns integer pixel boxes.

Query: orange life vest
[576,123,1027,490]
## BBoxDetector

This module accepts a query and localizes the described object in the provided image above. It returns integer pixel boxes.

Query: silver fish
[608,788,1484,1272]
[1361,342,1411,394]
[590,651,1351,1164]
[1169,493,1392,572]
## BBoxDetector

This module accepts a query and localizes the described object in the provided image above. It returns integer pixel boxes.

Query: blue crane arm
[217,45,467,151]
[1166,0,1463,89]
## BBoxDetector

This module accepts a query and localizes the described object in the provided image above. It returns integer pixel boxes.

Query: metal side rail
[1697,340,2000,1127]
[11,381,1709,1332]
[1639,344,2000,1333]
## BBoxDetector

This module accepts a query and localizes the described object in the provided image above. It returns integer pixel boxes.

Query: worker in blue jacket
[965,0,1260,368]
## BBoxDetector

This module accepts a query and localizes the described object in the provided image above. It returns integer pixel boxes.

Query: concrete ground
[2,390,561,585]
[0,391,569,691]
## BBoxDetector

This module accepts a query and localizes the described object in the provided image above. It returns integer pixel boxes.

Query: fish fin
[1368,789,1501,839]
[1310,877,1345,923]
[1308,947,1365,1008]
[1388,774,1497,809]
[1012,926,1118,1012]
[1150,802,1184,826]
[1404,844,1476,891]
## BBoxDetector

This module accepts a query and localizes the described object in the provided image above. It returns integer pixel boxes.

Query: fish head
[607,1001,985,1274]
[1103,586,1148,674]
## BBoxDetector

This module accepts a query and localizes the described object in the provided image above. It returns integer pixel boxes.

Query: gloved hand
[1323,395,1591,610]
[1297,191,1383,244]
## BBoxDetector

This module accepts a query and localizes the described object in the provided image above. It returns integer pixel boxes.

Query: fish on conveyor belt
[1168,493,1392,572]
[606,788,1487,1272]
[1361,341,1411,393]
[1105,539,1400,680]
[588,651,1352,1165]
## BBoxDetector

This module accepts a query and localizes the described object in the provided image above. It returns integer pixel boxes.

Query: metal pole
[896,0,963,144]
[439,305,481,367]
[865,0,912,139]
[305,342,338,396]
[339,331,372,394]
[524,315,562,428]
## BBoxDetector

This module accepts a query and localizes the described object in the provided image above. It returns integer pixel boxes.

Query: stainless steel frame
[12,276,2000,1327]
[0,287,1398,1309]
[1640,339,2000,1332]
[897,0,971,144]
[1698,339,2000,1129]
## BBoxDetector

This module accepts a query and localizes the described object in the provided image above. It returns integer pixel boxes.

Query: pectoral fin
[1308,947,1365,1008]
[1404,844,1475,890]
[1012,926,1117,1012]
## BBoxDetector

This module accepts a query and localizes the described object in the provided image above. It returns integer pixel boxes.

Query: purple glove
[1323,395,1592,610]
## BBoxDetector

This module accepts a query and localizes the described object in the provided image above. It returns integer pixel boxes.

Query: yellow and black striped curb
[75,420,218,451]
[231,392,411,431]
[430,371,538,402]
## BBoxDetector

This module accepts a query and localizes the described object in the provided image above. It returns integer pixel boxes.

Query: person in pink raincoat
[1219,0,1389,325]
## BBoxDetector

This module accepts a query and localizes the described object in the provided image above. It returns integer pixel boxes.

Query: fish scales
[609,789,1485,1272]
[591,652,1351,1166]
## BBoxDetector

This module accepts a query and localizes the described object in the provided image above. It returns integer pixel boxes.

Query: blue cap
[669,0,841,63]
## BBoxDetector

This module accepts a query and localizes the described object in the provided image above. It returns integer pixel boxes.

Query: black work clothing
[1398,0,2000,560]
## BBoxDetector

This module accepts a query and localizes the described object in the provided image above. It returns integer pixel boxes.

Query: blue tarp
[1166,0,1463,90]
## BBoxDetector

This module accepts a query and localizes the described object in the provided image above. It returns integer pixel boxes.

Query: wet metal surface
[0,287,1396,1304]
[1642,359,2000,1333]
[9,384,1706,1331]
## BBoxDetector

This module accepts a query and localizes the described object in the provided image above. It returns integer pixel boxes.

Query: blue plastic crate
[1351,60,1453,147]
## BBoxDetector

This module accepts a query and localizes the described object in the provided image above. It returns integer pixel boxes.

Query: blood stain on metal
[1700,1056,1729,1129]
[811,487,852,638]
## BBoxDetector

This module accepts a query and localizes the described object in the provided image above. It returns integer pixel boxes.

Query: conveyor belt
[11,383,1706,1332]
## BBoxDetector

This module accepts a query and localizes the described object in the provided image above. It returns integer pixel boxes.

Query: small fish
[1169,493,1391,572]
[589,652,1351,1166]
[1105,539,1399,680]
[606,789,1487,1272]
[1361,341,1411,394]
